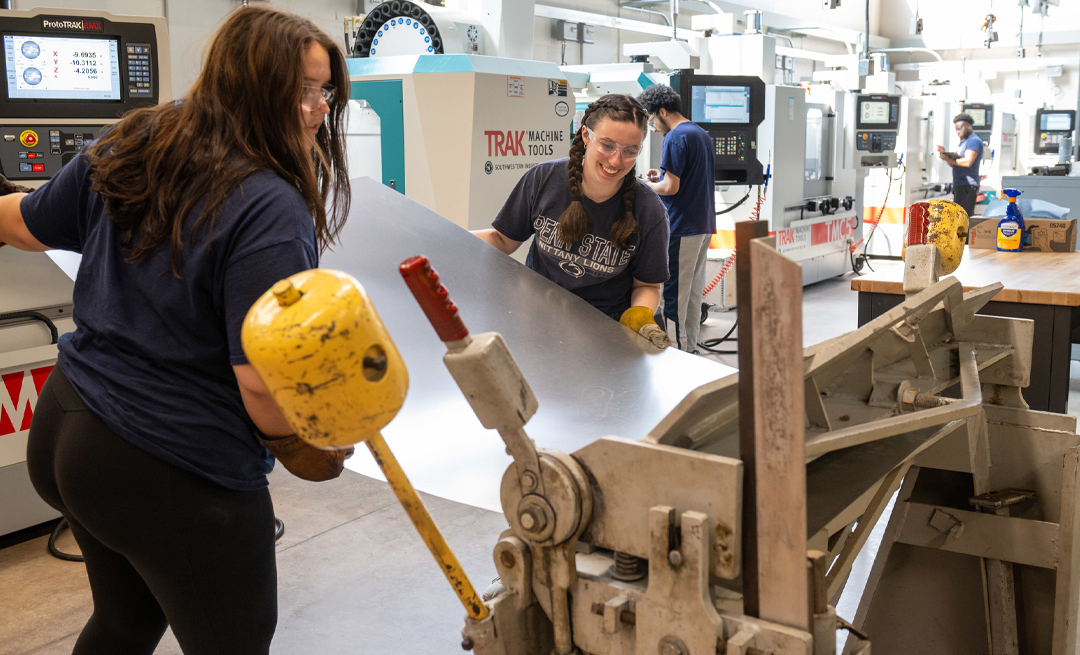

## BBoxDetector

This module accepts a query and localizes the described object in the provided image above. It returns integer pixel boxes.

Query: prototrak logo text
[41,18,104,31]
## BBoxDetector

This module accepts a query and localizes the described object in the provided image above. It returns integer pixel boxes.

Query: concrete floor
[3,262,1077,654]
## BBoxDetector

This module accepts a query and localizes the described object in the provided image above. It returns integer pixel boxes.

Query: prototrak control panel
[854,94,900,167]
[0,9,169,180]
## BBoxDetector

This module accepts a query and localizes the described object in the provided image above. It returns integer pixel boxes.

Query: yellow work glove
[619,306,670,350]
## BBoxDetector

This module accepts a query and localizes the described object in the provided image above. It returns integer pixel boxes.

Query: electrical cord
[701,170,770,306]
[716,187,752,215]
[1,310,287,558]
[47,515,286,564]
[0,310,58,343]
[0,312,83,563]
[850,158,906,274]
[48,520,83,562]
[697,318,738,355]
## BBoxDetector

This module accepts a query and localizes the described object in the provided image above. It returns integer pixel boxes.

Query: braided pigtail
[558,94,648,249]
[609,172,640,249]
[556,105,595,246]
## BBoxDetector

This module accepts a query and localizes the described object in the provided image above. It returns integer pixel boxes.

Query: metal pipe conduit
[870,47,943,62]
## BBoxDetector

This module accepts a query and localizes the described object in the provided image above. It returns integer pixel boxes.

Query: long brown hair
[557,94,647,250]
[86,4,351,274]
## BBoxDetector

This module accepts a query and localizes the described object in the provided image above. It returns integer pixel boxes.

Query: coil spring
[611,551,646,581]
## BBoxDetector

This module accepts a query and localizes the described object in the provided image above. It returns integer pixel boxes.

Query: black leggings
[26,366,278,655]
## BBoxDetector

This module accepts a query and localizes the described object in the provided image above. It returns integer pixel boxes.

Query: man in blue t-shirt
[638,84,716,352]
[936,112,984,217]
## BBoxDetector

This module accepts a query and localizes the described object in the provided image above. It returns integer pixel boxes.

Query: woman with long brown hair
[0,5,350,653]
[474,94,670,346]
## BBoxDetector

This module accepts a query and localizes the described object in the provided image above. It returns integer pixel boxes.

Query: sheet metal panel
[324,177,734,511]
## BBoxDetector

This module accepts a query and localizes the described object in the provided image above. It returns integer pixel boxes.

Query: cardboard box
[967,217,1077,252]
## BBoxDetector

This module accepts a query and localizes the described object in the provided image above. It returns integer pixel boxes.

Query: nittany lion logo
[559,261,585,278]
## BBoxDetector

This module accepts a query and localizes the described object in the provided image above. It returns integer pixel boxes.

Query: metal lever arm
[366,432,489,620]
[399,255,543,492]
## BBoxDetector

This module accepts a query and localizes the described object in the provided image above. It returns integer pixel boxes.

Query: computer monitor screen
[1041,112,1073,132]
[967,108,987,128]
[691,85,750,124]
[860,100,891,125]
[4,34,121,100]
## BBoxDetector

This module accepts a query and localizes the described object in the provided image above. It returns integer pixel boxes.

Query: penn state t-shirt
[22,152,319,490]
[493,158,669,319]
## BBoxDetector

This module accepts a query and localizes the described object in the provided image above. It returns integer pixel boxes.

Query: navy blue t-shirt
[659,121,716,237]
[22,153,319,491]
[493,158,669,319]
[953,133,983,187]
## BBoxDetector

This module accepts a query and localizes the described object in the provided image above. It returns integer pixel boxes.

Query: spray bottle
[997,189,1025,252]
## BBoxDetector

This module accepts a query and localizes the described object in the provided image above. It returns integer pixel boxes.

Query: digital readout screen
[4,34,121,100]
[691,85,751,124]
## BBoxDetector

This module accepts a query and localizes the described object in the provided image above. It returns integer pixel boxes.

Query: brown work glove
[0,173,33,195]
[259,434,353,482]
[619,306,671,350]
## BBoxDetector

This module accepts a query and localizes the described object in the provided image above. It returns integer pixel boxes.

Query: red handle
[399,255,470,342]
[907,201,931,246]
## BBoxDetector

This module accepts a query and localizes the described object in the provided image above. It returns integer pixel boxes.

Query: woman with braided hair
[474,94,670,346]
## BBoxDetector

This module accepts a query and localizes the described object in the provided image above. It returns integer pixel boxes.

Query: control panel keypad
[712,131,749,162]
[0,125,97,179]
[125,43,153,97]
[857,131,898,153]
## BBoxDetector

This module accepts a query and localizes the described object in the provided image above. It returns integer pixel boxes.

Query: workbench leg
[1052,447,1080,655]
[1048,306,1072,415]
[857,292,873,327]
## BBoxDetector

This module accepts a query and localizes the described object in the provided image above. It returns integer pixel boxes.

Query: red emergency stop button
[31,163,44,172]
[19,130,38,147]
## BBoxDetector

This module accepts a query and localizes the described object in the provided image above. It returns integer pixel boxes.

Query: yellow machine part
[902,198,969,275]
[241,269,408,449]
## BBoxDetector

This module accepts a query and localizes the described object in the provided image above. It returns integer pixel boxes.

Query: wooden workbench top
[850,247,1080,306]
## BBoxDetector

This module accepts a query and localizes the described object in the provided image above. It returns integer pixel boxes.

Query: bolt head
[668,549,683,567]
[659,642,685,655]
[518,505,548,533]
[521,470,538,491]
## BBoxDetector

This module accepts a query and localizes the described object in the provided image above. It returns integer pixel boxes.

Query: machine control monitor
[855,94,900,131]
[963,103,993,130]
[0,10,168,180]
[0,12,161,120]
[1034,109,1076,155]
[4,34,121,101]
[963,102,994,142]
[690,85,750,124]
[675,72,765,185]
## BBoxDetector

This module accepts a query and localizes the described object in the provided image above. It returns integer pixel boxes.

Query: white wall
[879,0,1080,49]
